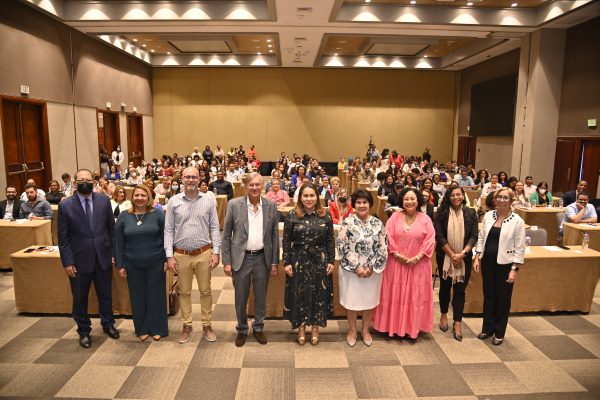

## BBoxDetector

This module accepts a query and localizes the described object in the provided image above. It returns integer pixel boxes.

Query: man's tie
[85,198,93,229]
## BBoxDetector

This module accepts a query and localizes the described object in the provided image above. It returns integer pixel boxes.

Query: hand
[363,267,373,278]
[396,254,409,265]
[64,265,77,278]
[167,257,178,273]
[576,202,584,210]
[210,254,220,270]
[355,266,366,278]
[163,262,168,272]
[473,257,480,273]
[270,265,278,276]
[326,264,334,276]
[112,257,115,265]
[285,265,293,277]
[451,252,464,267]
[407,257,418,266]
[507,269,517,283]
[118,268,127,279]
[223,264,232,277]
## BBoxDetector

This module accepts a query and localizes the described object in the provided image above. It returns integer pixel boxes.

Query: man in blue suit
[58,169,119,348]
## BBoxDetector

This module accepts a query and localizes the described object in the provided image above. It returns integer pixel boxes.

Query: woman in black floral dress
[283,183,335,346]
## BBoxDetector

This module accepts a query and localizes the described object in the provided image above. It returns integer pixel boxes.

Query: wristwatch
[511,266,520,271]
[462,250,469,256]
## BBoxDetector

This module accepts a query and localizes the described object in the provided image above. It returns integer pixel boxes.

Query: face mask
[132,173,137,177]
[427,170,431,173]
[157,162,162,166]
[172,185,179,191]
[339,197,347,203]
[117,148,120,152]
[341,159,345,162]
[539,189,546,194]
[77,182,94,195]
[391,165,396,168]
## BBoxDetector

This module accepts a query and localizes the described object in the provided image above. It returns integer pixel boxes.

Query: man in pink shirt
[523,176,537,198]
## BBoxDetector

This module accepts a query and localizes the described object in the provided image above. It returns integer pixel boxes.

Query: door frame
[126,112,144,167]
[96,108,120,168]
[554,136,600,197]
[0,95,53,191]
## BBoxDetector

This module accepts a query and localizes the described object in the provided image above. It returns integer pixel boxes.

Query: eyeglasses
[247,184,261,188]
[496,195,510,201]
[76,180,93,184]
[182,175,198,180]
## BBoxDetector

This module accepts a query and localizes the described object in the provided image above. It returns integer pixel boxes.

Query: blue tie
[85,198,93,229]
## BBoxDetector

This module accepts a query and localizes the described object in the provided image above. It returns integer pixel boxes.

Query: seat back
[526,227,548,246]
[555,211,566,244]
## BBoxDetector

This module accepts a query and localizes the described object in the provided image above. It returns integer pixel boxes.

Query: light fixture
[268,45,272,47]
[424,55,428,57]
[269,50,273,52]
[251,39,259,42]
[366,0,371,2]
[142,44,146,47]
[334,53,338,56]
[336,47,341,49]
[467,2,473,4]
[257,52,261,54]
[167,52,171,54]
[511,2,517,5]
[267,39,272,42]
[410,0,416,3]
[150,49,154,52]
[133,39,137,42]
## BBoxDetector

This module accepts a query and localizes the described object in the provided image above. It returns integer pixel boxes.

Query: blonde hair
[494,187,516,203]
[330,177,340,184]
[294,183,326,218]
[127,185,156,213]
[111,185,126,201]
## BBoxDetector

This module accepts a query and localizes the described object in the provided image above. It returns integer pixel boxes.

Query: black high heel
[439,324,449,333]
[452,321,462,342]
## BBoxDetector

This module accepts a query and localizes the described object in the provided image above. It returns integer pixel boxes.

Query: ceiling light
[366,0,371,2]
[336,47,341,49]
[251,39,259,42]
[410,0,416,3]
[150,49,154,52]
[133,39,137,42]
[467,2,473,4]
[268,45,272,47]
[142,44,146,47]
[267,39,272,42]
[269,50,273,52]
[334,53,338,56]
[257,52,261,54]
[511,2,517,5]
[424,55,428,57]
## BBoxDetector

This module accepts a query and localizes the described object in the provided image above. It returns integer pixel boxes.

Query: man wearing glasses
[221,172,279,347]
[561,192,597,234]
[58,169,119,348]
[165,167,221,344]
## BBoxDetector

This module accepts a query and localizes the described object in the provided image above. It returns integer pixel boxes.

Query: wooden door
[97,109,120,167]
[581,140,600,199]
[126,114,144,167]
[457,136,476,167]
[1,96,52,194]
[552,139,578,194]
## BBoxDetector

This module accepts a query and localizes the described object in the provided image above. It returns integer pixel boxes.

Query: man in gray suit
[222,172,279,347]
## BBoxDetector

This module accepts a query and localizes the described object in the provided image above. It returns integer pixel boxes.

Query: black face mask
[77,182,94,195]
[339,197,347,203]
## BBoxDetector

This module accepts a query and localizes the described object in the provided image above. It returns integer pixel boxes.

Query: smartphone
[36,246,46,250]
[24,248,35,253]
[588,223,597,227]
[557,245,570,250]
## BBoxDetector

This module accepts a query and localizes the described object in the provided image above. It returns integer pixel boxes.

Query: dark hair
[394,181,404,190]
[437,185,467,220]
[536,181,549,191]
[465,160,473,168]
[399,187,425,210]
[376,172,387,181]
[351,189,374,208]
[411,168,420,175]
[297,166,306,175]
[498,171,507,182]
[74,168,93,181]
[404,175,416,186]
[382,148,389,157]
[485,192,496,208]
[477,169,488,180]
[577,191,591,200]
[506,176,518,188]
[24,183,37,191]
[421,177,433,190]
[61,173,71,180]
[6,185,17,192]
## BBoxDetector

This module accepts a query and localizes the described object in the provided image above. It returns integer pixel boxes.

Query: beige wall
[474,136,515,177]
[153,68,457,162]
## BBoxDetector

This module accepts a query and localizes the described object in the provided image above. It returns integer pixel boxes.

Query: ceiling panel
[365,43,429,56]
[169,40,232,53]
[343,0,550,8]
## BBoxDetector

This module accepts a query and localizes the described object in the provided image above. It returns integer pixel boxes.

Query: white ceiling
[20,0,600,70]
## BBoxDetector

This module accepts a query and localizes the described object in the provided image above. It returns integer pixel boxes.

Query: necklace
[135,212,146,226]
[404,211,417,232]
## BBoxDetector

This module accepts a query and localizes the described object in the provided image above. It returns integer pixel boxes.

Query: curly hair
[437,185,467,221]
[398,187,425,210]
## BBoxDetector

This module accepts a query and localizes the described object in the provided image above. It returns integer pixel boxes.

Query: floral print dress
[282,209,336,329]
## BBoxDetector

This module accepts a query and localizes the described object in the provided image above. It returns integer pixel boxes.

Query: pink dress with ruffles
[373,210,435,338]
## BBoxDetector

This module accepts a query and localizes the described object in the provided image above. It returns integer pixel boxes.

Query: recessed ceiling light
[467,2,473,4]
[424,55,428,57]
[142,44,146,47]
[257,52,261,54]
[251,39,259,42]
[334,53,338,56]
[268,45,272,47]
[133,39,137,42]
[267,39,272,42]
[511,2,517,5]
[410,0,416,3]
[167,52,171,54]
[150,49,154,52]
[336,47,341,49]
[366,0,371,2]
[269,50,273,52]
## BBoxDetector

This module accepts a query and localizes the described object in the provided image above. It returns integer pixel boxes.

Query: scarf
[443,207,465,284]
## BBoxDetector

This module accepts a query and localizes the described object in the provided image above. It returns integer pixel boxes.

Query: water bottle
[213,188,218,197]
[582,232,589,251]
[558,199,564,208]
[525,235,531,253]
[531,199,537,207]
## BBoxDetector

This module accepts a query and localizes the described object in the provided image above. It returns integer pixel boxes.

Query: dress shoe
[103,326,120,339]
[152,335,161,341]
[439,324,449,333]
[203,325,216,342]
[253,330,268,345]
[477,332,492,340]
[362,337,373,347]
[493,337,503,346]
[452,322,462,342]
[79,334,91,349]
[139,335,149,341]
[235,333,247,347]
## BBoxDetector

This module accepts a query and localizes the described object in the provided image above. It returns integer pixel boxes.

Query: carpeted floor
[0,265,599,400]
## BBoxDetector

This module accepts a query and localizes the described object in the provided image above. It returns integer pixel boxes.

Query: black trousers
[437,254,472,322]
[481,257,514,339]
[126,265,169,337]
[69,256,115,336]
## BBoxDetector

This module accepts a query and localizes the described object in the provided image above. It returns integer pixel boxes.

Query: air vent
[297,7,313,12]
[294,38,307,42]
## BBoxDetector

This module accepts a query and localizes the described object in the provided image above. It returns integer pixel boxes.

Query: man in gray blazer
[222,172,279,347]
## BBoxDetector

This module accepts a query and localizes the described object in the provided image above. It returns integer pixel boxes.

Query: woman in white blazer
[473,187,525,346]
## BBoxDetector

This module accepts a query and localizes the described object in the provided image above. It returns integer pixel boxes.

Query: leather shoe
[79,334,91,349]
[235,333,247,347]
[253,330,268,345]
[477,332,492,340]
[103,326,120,339]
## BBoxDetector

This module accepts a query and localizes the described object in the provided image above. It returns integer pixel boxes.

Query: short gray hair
[244,172,263,188]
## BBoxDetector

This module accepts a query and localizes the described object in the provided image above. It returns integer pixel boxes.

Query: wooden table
[232,181,246,199]
[563,222,600,251]
[0,220,52,269]
[279,206,294,216]
[465,189,479,207]
[367,188,379,215]
[248,249,345,317]
[52,205,59,245]
[352,177,358,194]
[464,246,600,313]
[516,207,564,246]
[10,246,174,315]
[216,195,228,229]
[376,196,389,224]
[158,195,166,205]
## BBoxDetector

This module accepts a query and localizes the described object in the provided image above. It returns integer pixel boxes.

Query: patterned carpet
[1,264,599,400]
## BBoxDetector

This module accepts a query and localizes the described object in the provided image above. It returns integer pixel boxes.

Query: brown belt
[174,244,211,256]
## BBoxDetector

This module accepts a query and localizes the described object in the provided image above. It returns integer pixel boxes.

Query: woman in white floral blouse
[337,189,388,347]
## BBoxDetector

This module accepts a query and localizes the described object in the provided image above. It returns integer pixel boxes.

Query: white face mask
[539,189,547,195]
[131,173,137,177]
[391,164,396,168]
[172,185,179,191]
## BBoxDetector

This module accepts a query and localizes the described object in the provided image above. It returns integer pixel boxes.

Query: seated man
[0,185,23,220]
[562,180,587,208]
[61,173,76,196]
[226,163,243,182]
[456,168,476,189]
[358,163,376,182]
[20,179,45,201]
[561,191,597,234]
[19,183,53,220]
[234,161,246,177]
[209,170,234,200]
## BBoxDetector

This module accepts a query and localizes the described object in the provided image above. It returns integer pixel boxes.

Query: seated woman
[385,181,404,217]
[438,165,450,182]
[265,178,291,208]
[481,174,501,197]
[291,166,312,187]
[159,160,174,177]
[506,176,518,192]
[317,175,331,195]
[199,180,217,207]
[477,192,496,223]
[474,169,490,190]
[421,178,439,206]
[127,169,143,186]
[394,169,403,183]
[513,181,531,209]
[46,180,65,205]
[165,180,180,204]
[421,189,435,220]
[329,189,353,225]
[404,174,417,189]
[529,181,553,207]
[107,165,120,181]
[324,177,341,206]
[497,171,508,187]
[378,174,395,197]
[432,174,446,199]
[156,176,171,196]
[110,186,132,218]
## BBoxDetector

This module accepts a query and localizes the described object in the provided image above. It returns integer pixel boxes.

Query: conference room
[1,0,599,398]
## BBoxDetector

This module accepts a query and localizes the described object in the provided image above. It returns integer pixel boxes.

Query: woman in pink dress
[373,187,435,339]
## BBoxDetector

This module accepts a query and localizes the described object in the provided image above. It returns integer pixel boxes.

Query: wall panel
[153,68,457,161]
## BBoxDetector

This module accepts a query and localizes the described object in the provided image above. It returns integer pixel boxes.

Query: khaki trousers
[175,251,212,326]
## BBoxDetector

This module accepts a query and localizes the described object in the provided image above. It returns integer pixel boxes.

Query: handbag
[168,280,180,316]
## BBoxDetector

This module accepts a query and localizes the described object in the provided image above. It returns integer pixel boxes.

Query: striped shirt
[164,190,221,257]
